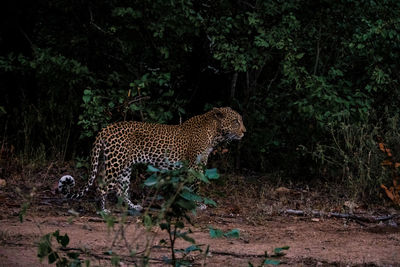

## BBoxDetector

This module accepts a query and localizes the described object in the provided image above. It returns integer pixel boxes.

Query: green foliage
[208,227,223,239]
[204,0,400,181]
[142,164,220,265]
[305,114,400,201]
[248,246,290,267]
[19,202,29,223]
[205,168,219,180]
[37,230,84,266]
[77,70,187,138]
[208,226,240,239]
[1,46,92,160]
[0,106,6,116]
[143,164,219,216]
[3,0,400,201]
[99,210,117,230]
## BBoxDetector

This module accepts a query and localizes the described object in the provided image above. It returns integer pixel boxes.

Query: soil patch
[0,170,399,266]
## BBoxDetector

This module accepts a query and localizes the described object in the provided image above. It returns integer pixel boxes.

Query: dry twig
[283,209,397,223]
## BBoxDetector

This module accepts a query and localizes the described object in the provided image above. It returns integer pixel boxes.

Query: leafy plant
[37,230,87,267]
[142,164,220,266]
[3,0,400,202]
[248,246,290,267]
[208,226,240,239]
[19,202,29,223]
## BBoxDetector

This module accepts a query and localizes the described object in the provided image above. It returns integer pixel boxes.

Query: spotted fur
[58,107,246,212]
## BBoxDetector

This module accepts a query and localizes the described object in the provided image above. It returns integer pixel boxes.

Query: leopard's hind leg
[116,166,143,211]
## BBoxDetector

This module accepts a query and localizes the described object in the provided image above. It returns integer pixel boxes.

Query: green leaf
[53,230,69,247]
[52,230,60,237]
[178,107,186,114]
[48,252,59,264]
[144,215,152,228]
[19,202,29,223]
[67,252,80,259]
[209,227,224,238]
[147,165,160,173]
[160,47,169,59]
[176,199,196,210]
[203,197,217,207]
[83,89,91,95]
[273,246,290,256]
[59,234,69,247]
[185,245,201,253]
[129,103,141,111]
[37,234,52,261]
[223,229,240,238]
[189,169,209,183]
[144,174,158,186]
[264,259,280,265]
[70,259,82,267]
[99,212,115,228]
[205,168,219,179]
[160,223,169,230]
[111,254,120,266]
[174,249,185,254]
[180,190,203,202]
[175,221,184,229]
[82,95,91,103]
[178,232,195,244]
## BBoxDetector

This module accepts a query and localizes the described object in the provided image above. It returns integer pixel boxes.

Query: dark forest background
[2,0,400,202]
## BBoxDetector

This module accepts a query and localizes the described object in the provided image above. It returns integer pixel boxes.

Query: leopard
[58,107,246,213]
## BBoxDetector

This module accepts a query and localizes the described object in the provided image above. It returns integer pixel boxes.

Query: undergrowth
[34,164,226,266]
[298,115,400,205]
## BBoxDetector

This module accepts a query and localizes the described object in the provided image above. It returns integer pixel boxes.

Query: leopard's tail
[58,137,104,200]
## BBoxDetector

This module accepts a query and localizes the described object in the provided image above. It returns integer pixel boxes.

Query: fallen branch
[211,250,265,258]
[283,209,397,223]
[59,247,166,265]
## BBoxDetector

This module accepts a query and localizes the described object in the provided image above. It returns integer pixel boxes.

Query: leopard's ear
[212,107,225,120]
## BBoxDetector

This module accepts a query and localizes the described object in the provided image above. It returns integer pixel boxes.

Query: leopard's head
[212,107,246,141]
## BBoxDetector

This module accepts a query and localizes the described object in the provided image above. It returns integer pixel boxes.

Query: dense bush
[1,0,400,200]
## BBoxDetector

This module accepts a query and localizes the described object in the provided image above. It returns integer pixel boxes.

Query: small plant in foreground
[208,226,240,239]
[37,230,88,267]
[16,188,84,266]
[36,164,220,266]
[248,246,290,266]
[142,164,220,266]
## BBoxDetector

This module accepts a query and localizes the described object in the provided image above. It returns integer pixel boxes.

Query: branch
[239,1,256,9]
[18,27,34,48]
[126,96,150,106]
[283,209,397,223]
[313,22,322,75]
[267,69,279,92]
[88,8,113,36]
[211,250,265,258]
[230,72,238,103]
[59,247,166,264]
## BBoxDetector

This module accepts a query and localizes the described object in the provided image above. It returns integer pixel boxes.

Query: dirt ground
[0,171,400,266]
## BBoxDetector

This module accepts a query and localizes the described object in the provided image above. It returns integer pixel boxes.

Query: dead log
[283,209,397,223]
